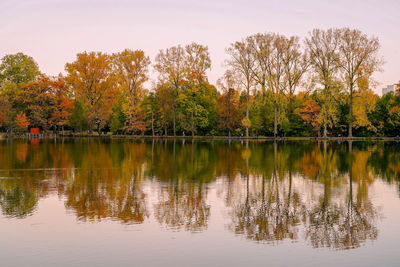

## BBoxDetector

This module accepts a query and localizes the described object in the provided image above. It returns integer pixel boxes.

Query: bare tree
[248,33,274,95]
[264,34,286,138]
[154,45,186,137]
[305,29,341,137]
[281,36,309,119]
[226,39,256,137]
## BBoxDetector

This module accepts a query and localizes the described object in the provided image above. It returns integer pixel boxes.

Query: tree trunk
[191,111,195,138]
[173,111,176,137]
[151,110,154,137]
[246,86,249,138]
[348,85,353,137]
[323,124,327,137]
[274,100,278,139]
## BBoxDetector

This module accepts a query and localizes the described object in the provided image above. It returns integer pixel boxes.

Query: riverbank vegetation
[1,28,399,137]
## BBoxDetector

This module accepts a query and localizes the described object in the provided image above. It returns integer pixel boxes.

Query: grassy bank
[58,133,400,141]
[2,132,400,141]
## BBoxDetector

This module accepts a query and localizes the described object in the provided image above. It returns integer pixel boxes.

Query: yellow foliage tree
[113,49,150,134]
[65,52,118,132]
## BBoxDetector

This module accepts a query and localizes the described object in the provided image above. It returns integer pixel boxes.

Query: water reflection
[0,139,399,249]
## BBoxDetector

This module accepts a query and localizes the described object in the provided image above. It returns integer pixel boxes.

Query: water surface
[0,139,399,266]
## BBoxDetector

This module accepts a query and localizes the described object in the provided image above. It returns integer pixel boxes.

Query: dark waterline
[0,138,399,266]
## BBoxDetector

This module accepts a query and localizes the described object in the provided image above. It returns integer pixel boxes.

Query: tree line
[0,27,399,137]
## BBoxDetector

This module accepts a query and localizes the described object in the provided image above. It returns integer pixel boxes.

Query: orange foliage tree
[0,96,11,128]
[13,75,73,132]
[300,98,321,131]
[216,70,241,135]
[15,111,30,132]
[65,52,118,132]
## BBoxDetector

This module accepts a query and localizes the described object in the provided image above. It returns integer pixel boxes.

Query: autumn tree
[155,82,174,136]
[305,28,341,137]
[178,43,214,137]
[143,91,158,137]
[300,97,321,131]
[336,28,382,137]
[265,34,287,138]
[154,45,186,136]
[216,70,242,135]
[281,36,309,119]
[47,77,73,133]
[352,77,378,133]
[247,33,304,136]
[65,52,118,133]
[226,38,256,137]
[12,75,67,131]
[113,49,150,134]
[155,43,213,137]
[15,111,29,132]
[0,53,40,131]
[0,95,11,129]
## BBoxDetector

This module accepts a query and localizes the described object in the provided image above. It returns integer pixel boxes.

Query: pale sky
[1,0,399,94]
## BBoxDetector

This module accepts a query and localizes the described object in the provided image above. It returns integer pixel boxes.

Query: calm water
[0,138,400,266]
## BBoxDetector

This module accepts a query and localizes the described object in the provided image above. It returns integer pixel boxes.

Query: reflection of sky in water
[0,139,399,266]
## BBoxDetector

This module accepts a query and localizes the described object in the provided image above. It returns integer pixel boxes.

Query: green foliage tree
[68,100,88,132]
[0,53,40,87]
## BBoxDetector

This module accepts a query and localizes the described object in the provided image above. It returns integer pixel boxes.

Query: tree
[336,28,382,137]
[300,98,321,131]
[305,29,341,136]
[155,43,213,137]
[249,90,274,136]
[265,34,287,138]
[177,81,216,137]
[143,91,158,137]
[15,111,29,132]
[352,77,378,134]
[184,42,211,82]
[155,82,174,136]
[0,95,11,129]
[179,43,213,137]
[113,49,151,134]
[65,52,118,133]
[0,53,40,87]
[110,100,125,134]
[216,70,242,135]
[154,45,186,137]
[226,38,256,137]
[68,100,88,132]
[388,106,400,131]
[47,77,73,133]
[281,36,309,117]
[12,75,67,132]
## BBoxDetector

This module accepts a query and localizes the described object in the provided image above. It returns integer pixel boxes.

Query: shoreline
[2,133,400,142]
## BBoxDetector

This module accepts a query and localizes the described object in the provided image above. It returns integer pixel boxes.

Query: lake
[0,138,399,266]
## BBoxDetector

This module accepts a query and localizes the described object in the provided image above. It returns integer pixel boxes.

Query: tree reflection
[63,140,149,224]
[0,139,395,248]
[153,141,211,232]
[228,141,303,243]
[226,141,380,250]
[0,183,38,218]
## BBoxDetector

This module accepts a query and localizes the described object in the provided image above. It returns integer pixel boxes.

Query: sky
[0,0,399,94]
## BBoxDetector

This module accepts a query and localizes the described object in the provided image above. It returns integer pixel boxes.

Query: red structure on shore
[30,128,40,134]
